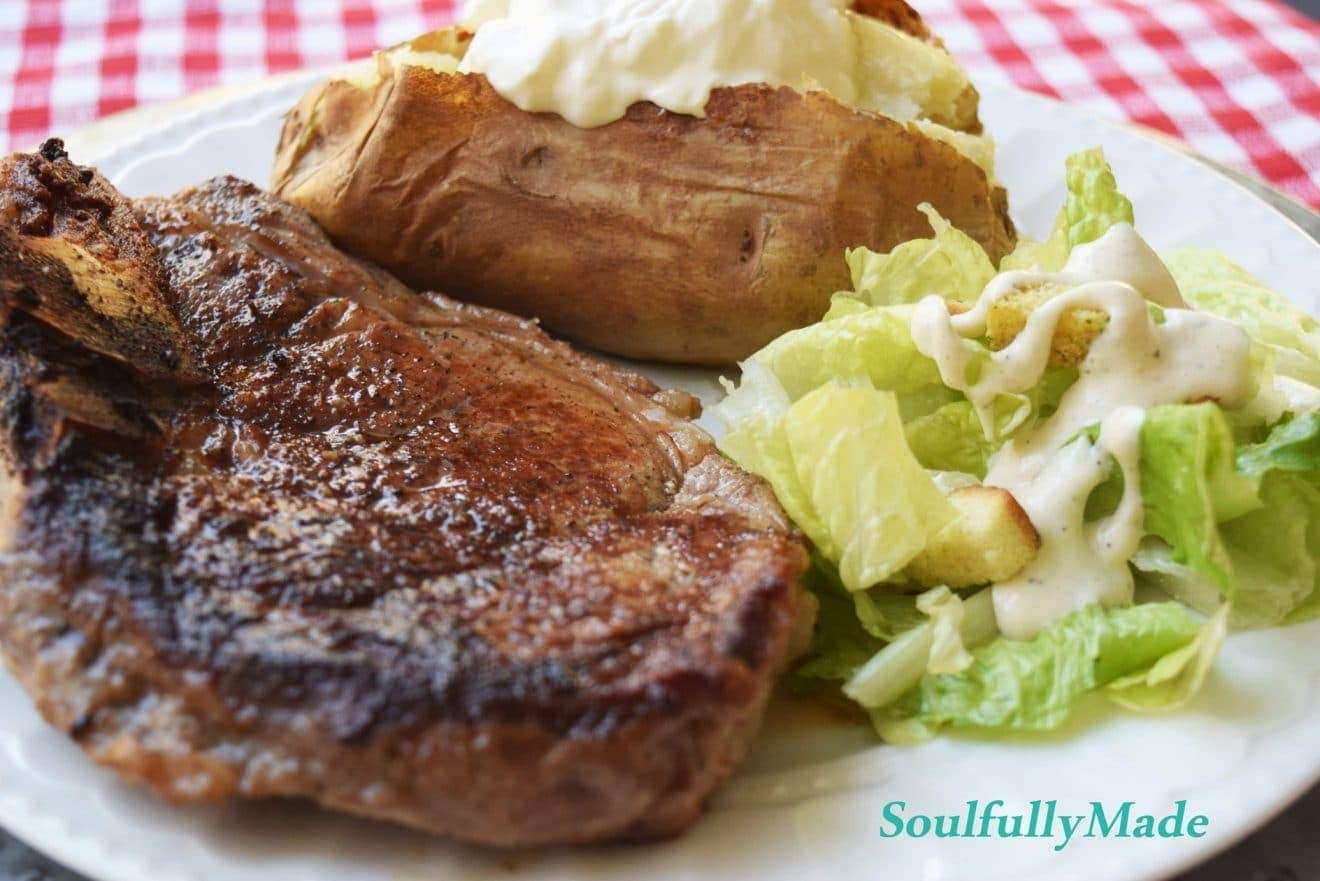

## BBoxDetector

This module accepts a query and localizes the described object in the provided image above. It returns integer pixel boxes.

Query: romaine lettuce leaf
[822,292,872,321]
[845,589,998,709]
[1216,415,1319,626]
[1217,472,1319,626]
[1063,147,1136,249]
[846,204,997,306]
[903,400,996,476]
[1000,213,1070,274]
[1105,605,1229,710]
[716,376,956,591]
[855,590,930,641]
[899,368,1072,477]
[916,586,975,674]
[717,362,831,550]
[1138,403,1261,599]
[1133,411,1320,628]
[1001,147,1134,272]
[874,602,1203,738]
[1236,410,1320,477]
[782,384,956,590]
[1163,248,1320,387]
[790,558,935,690]
[738,299,1069,440]
[745,303,947,406]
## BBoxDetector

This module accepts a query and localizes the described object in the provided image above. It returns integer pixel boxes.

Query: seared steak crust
[0,144,808,846]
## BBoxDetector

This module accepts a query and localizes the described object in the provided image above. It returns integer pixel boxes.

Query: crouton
[985,283,1108,367]
[906,485,1040,588]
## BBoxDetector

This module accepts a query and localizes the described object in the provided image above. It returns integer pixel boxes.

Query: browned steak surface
[0,143,809,846]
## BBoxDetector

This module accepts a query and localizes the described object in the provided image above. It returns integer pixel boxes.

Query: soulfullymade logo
[879,799,1210,852]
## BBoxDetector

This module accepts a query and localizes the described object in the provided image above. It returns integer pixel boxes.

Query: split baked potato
[271,3,1015,364]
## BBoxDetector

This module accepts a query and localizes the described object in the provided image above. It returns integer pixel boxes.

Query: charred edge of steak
[0,144,201,382]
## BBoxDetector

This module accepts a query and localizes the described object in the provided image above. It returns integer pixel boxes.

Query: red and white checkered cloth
[3,0,1319,207]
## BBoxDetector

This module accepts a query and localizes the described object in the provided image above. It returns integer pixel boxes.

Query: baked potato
[271,4,1015,365]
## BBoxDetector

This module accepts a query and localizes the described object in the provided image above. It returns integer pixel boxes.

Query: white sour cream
[912,224,1254,639]
[457,0,964,128]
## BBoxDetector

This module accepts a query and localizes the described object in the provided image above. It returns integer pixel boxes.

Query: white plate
[3,76,1319,881]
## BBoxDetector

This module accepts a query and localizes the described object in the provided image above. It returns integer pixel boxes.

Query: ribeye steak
[0,142,809,846]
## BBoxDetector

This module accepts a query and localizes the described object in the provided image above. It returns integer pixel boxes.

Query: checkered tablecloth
[2,0,1319,207]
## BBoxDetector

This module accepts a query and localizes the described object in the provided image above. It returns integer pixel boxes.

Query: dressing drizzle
[912,224,1254,639]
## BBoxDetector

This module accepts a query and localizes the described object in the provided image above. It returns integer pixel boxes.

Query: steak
[0,142,809,847]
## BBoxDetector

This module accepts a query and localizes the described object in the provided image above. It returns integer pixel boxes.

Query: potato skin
[272,56,1015,364]
[853,0,936,41]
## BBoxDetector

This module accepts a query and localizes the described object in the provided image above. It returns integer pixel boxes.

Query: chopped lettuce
[855,590,931,641]
[903,400,997,476]
[1000,214,1070,274]
[745,303,948,407]
[719,145,1317,747]
[916,586,976,675]
[734,298,1061,444]
[1001,147,1134,272]
[846,205,997,306]
[1138,403,1261,600]
[1163,248,1320,387]
[1236,410,1320,477]
[1105,604,1229,710]
[822,293,873,321]
[1063,147,1136,249]
[1133,411,1320,627]
[782,384,956,590]
[717,376,955,591]
[791,558,935,690]
[900,365,1073,477]
[717,362,830,549]
[1223,411,1319,624]
[844,589,999,709]
[1217,473,1319,625]
[873,603,1204,740]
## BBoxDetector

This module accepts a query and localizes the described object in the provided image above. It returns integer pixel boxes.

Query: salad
[714,148,1320,742]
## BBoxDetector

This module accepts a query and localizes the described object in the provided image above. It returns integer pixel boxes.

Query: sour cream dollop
[457,0,950,127]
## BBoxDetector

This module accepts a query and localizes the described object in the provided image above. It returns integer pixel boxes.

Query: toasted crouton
[985,283,1108,367]
[906,485,1040,588]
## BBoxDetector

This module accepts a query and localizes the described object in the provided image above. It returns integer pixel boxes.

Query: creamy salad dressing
[989,412,1144,641]
[912,225,1255,639]
[1062,223,1186,309]
[457,0,959,127]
